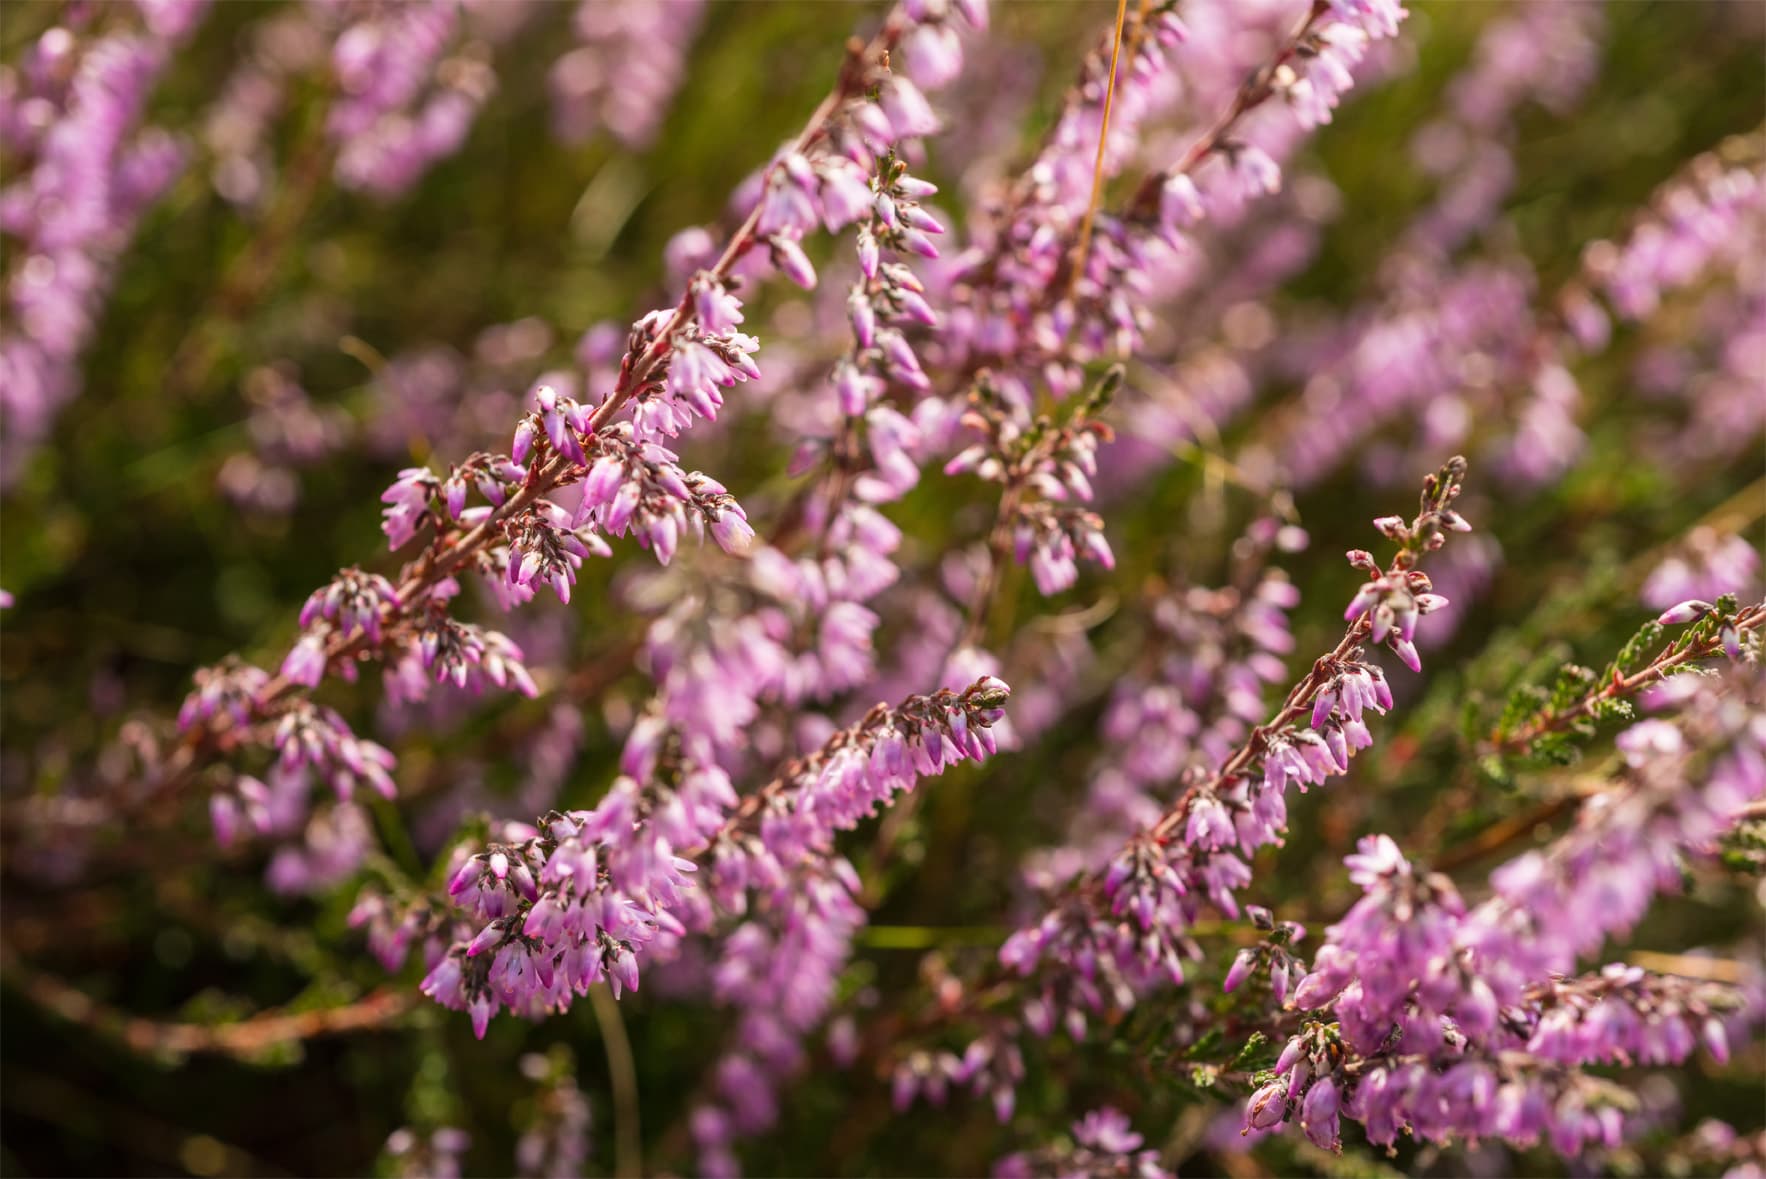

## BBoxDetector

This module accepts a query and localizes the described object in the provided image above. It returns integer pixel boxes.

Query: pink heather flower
[1223,948,1257,993]
[1228,146,1282,199]
[819,158,875,231]
[1657,599,1714,625]
[1246,1082,1288,1131]
[281,633,329,687]
[709,507,755,554]
[769,235,817,289]
[1160,172,1205,229]
[758,158,820,236]
[692,277,745,333]
[901,21,963,89]
[1300,1077,1341,1150]
[879,77,939,138]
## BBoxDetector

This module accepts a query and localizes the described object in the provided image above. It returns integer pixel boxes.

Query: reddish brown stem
[2,948,413,1059]
[1491,603,1763,755]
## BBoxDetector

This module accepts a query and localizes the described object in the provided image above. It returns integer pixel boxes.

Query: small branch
[1433,796,1576,872]
[1491,603,1763,755]
[1628,950,1747,984]
[1066,0,1132,298]
[2,949,413,1059]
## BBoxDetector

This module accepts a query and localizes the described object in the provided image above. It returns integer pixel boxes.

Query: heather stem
[589,983,642,1179]
[0,944,413,1059]
[1493,602,1763,754]
[1066,0,1132,299]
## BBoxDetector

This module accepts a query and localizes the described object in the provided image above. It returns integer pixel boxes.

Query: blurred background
[1,0,1762,1174]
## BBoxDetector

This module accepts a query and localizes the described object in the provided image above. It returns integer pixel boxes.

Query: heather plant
[1,1,1762,1177]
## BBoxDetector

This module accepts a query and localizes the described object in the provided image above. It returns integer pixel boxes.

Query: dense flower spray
[1256,656,1764,1154]
[2,1,1762,1176]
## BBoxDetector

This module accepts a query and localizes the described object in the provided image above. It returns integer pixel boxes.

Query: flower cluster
[1026,518,1305,887]
[995,1107,1173,1179]
[936,0,1191,384]
[326,1,497,197]
[887,460,1468,1134]
[418,677,1008,1038]
[548,0,705,149]
[946,368,1120,597]
[0,2,207,481]
[1255,664,1765,1154]
[998,458,1470,1023]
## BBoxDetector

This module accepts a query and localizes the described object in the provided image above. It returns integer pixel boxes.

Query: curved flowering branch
[102,2,977,874]
[885,457,1469,1122]
[1004,457,1469,998]
[416,676,1009,1037]
[356,66,977,1151]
